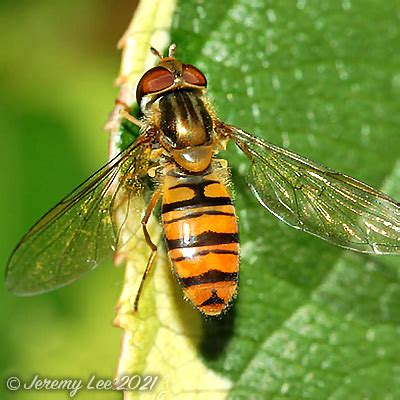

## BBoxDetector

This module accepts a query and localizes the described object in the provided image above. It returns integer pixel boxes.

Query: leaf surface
[167,1,400,398]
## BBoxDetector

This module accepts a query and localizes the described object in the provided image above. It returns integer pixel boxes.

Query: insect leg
[133,189,161,312]
[115,99,143,128]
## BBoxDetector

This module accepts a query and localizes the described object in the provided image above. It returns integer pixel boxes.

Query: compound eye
[136,66,174,103]
[182,64,207,87]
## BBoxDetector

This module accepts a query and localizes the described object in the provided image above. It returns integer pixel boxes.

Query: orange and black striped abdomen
[161,165,239,315]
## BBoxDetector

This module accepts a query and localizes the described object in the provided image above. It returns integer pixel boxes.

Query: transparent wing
[230,125,400,254]
[6,138,153,295]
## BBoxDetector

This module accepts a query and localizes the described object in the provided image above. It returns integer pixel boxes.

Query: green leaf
[168,0,400,398]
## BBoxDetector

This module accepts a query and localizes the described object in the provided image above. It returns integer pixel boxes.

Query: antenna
[168,43,177,57]
[150,46,162,59]
[150,44,177,59]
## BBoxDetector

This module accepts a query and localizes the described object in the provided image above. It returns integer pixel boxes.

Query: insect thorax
[152,89,216,173]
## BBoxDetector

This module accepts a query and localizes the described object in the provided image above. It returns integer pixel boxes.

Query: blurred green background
[0,1,138,399]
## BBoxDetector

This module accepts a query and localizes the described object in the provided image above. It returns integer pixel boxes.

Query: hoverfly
[6,44,400,316]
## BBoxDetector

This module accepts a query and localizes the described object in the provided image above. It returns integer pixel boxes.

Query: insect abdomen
[161,165,239,316]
